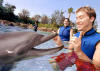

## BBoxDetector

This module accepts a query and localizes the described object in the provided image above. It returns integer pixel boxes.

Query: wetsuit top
[59,26,71,41]
[75,28,100,59]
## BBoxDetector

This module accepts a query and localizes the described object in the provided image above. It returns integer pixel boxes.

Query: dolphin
[0,32,64,65]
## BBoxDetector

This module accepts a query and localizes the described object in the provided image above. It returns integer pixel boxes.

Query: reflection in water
[0,25,76,71]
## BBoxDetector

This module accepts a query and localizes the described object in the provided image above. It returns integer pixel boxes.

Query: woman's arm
[53,29,63,46]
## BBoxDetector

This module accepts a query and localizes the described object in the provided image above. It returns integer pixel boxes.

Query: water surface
[0,25,76,71]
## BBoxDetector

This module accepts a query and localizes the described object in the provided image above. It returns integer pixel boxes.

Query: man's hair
[76,6,96,24]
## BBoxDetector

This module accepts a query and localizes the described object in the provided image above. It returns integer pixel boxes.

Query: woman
[54,18,71,47]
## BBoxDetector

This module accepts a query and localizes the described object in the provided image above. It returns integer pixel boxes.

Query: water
[0,25,76,71]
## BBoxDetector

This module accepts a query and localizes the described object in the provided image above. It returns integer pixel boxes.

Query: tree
[68,7,74,19]
[51,10,65,25]
[0,0,3,6]
[33,15,41,21]
[5,3,16,12]
[41,15,49,24]
[18,9,30,19]
[18,9,30,23]
[0,3,17,22]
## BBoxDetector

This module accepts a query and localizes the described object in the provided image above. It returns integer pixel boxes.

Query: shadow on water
[0,25,76,71]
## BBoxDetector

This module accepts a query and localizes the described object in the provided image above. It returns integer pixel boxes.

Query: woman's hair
[65,18,70,22]
[64,18,70,26]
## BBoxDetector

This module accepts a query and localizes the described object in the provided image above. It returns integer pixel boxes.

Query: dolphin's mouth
[25,45,64,57]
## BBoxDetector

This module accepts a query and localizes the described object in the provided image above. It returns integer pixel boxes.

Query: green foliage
[38,23,58,31]
[68,7,73,14]
[0,0,3,6]
[0,5,17,22]
[68,7,74,19]
[0,4,34,24]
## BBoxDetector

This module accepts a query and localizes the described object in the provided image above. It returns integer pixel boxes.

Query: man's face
[76,11,93,31]
[64,19,69,27]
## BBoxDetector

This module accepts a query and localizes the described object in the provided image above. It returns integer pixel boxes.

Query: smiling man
[68,6,100,71]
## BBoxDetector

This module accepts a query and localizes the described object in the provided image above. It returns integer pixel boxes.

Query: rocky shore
[0,20,56,32]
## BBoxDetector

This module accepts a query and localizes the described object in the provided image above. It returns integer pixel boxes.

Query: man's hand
[68,29,83,52]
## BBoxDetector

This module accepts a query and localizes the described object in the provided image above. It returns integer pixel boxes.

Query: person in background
[58,18,71,41]
[53,18,72,47]
[33,21,38,32]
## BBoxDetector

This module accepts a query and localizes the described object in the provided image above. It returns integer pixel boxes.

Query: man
[69,6,100,71]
